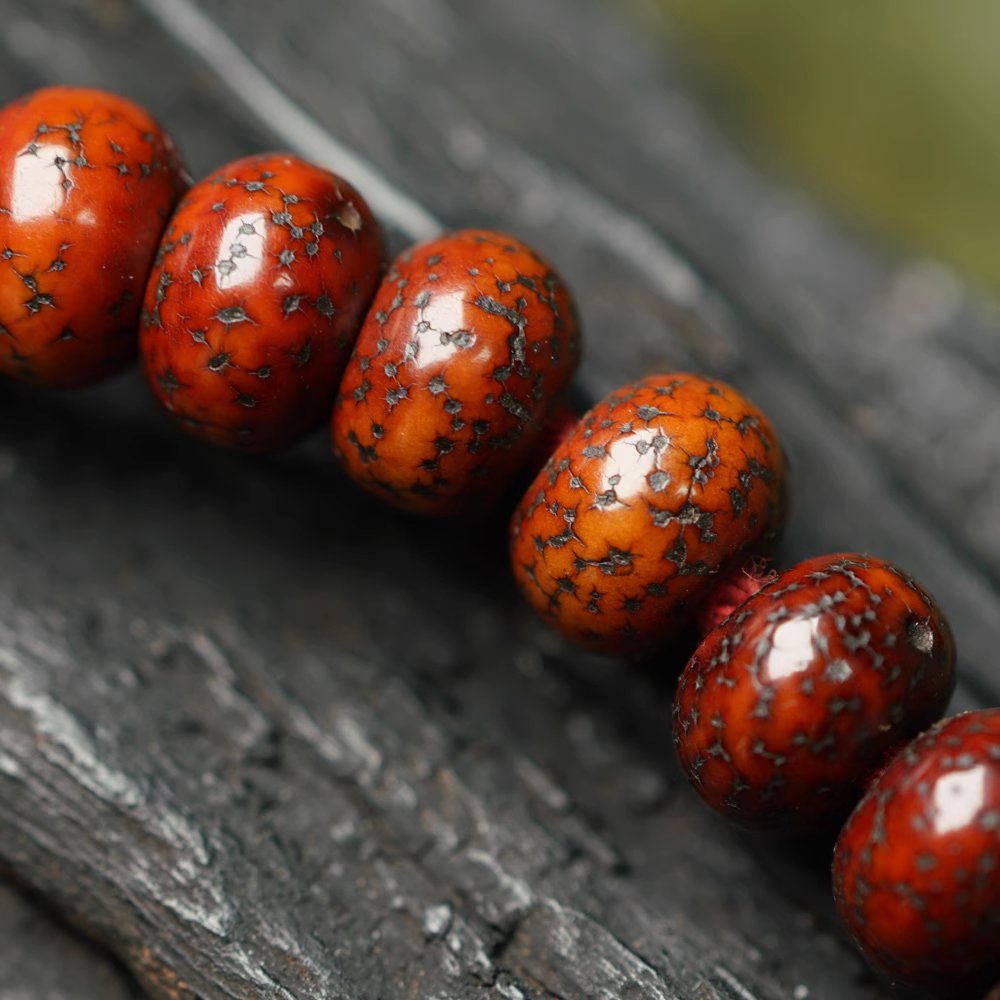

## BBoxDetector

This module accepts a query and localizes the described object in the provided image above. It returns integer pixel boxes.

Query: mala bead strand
[3,83,996,1000]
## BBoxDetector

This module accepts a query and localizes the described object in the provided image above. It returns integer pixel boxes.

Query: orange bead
[0,87,186,387]
[510,373,788,656]
[331,229,581,514]
[140,153,383,452]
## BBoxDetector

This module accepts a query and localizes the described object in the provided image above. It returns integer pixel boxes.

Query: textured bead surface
[833,710,1000,993]
[141,153,382,452]
[509,373,786,655]
[0,86,185,387]
[673,553,956,830]
[331,229,580,514]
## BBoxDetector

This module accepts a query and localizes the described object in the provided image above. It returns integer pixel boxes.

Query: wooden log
[0,881,138,998]
[0,378,803,999]
[0,1,994,998]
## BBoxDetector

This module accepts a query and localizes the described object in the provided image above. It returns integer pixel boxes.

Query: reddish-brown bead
[510,373,787,656]
[694,558,776,638]
[140,153,383,452]
[331,229,581,514]
[526,399,581,474]
[673,553,956,831]
[833,710,1000,993]
[0,86,186,387]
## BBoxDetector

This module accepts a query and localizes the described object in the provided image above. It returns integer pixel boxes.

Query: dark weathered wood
[0,379,804,1000]
[0,880,138,998]
[0,1,995,998]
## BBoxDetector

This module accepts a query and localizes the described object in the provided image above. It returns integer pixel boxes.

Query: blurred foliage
[643,0,1000,291]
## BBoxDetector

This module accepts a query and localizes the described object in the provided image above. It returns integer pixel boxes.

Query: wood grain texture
[0,1,996,998]
[0,882,138,999]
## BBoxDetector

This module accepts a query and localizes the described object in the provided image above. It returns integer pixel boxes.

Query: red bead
[140,153,383,452]
[832,710,1000,993]
[331,229,581,515]
[509,373,787,656]
[693,558,776,638]
[673,553,956,830]
[0,87,186,387]
[526,399,581,473]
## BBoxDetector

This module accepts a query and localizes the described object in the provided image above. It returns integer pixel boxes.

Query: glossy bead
[0,86,186,387]
[140,153,383,452]
[673,553,956,831]
[833,710,1000,993]
[509,373,787,655]
[331,229,581,514]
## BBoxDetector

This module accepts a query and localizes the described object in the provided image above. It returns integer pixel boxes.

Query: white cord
[136,0,443,242]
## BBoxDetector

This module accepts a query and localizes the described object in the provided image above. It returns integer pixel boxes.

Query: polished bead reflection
[11,142,74,221]
[214,213,266,291]
[934,764,988,836]
[764,615,824,682]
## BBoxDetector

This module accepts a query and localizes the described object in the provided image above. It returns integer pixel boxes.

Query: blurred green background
[643,0,1000,292]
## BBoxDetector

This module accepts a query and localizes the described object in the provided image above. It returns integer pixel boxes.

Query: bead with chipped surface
[0,86,186,387]
[140,153,383,452]
[510,373,787,656]
[833,709,1000,994]
[673,553,956,830]
[331,229,581,514]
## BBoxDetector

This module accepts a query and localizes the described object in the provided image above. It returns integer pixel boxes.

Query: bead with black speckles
[510,373,788,656]
[673,552,956,831]
[332,229,581,514]
[0,87,186,387]
[833,709,1000,995]
[139,153,383,453]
